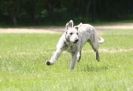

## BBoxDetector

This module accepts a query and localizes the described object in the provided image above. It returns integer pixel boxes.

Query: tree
[0,0,21,25]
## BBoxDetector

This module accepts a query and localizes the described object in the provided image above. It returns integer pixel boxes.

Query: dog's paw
[46,61,52,65]
[96,58,100,62]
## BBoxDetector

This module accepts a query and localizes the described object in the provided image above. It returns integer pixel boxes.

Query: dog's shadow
[82,65,109,72]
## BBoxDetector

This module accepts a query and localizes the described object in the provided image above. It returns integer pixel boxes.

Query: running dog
[46,20,104,70]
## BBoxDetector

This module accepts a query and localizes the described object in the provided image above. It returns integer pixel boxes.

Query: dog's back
[77,23,97,45]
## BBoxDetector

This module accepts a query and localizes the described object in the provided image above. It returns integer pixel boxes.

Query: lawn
[0,29,133,91]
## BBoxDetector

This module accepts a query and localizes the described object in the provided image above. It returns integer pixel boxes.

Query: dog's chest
[65,43,77,53]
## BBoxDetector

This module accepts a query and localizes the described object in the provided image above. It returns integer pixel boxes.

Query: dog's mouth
[73,39,79,43]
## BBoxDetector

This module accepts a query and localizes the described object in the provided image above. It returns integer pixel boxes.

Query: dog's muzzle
[73,39,79,43]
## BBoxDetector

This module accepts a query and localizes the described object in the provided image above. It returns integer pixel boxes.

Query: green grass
[0,30,133,91]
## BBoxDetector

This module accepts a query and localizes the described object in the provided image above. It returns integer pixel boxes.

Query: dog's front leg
[70,51,78,70]
[77,51,81,62]
[46,35,65,65]
[46,48,63,65]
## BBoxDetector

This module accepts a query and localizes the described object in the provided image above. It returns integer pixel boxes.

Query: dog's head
[65,20,79,44]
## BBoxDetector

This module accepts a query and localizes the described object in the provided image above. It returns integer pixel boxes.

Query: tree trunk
[91,0,96,22]
[10,12,17,25]
[12,15,17,25]
[86,0,91,17]
[47,4,54,17]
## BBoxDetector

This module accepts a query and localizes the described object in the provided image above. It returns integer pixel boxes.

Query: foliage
[0,0,133,25]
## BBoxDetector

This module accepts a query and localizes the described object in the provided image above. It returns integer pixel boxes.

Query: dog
[46,20,104,70]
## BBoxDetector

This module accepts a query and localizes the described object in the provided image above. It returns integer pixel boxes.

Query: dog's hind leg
[88,34,100,62]
[89,41,100,62]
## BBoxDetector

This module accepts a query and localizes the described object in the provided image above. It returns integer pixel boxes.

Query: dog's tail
[98,37,104,44]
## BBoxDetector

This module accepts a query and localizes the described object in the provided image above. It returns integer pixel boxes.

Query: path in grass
[0,22,133,33]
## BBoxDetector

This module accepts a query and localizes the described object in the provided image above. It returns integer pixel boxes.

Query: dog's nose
[74,39,79,43]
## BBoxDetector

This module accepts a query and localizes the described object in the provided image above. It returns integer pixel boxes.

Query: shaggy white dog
[46,20,104,70]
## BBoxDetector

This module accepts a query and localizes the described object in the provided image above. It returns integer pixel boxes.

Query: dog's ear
[74,26,78,30]
[66,20,74,29]
[78,22,82,27]
[74,22,82,31]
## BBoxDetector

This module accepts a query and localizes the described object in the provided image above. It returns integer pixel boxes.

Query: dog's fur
[46,20,104,70]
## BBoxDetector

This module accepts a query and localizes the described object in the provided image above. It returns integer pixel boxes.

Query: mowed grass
[0,29,133,91]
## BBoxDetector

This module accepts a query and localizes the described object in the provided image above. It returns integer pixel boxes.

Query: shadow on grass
[82,65,109,72]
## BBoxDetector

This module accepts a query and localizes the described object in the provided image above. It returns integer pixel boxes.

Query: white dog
[46,20,104,70]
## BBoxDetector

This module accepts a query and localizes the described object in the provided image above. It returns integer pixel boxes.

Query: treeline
[0,0,133,25]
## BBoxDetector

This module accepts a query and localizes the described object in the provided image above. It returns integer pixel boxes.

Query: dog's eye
[70,33,73,35]
[77,33,78,35]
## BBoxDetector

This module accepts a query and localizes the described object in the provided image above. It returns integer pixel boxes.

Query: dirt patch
[0,23,133,33]
[96,23,133,30]
[84,48,133,53]
[0,28,61,34]
[99,48,133,53]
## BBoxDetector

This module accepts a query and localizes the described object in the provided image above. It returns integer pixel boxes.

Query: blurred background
[0,0,133,26]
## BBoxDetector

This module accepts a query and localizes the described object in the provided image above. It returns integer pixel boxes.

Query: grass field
[0,29,133,91]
